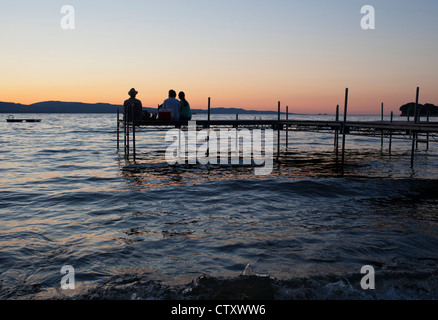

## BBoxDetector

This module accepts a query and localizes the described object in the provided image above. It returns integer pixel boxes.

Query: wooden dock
[117,88,438,167]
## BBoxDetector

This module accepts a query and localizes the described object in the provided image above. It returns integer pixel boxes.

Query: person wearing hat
[123,88,143,122]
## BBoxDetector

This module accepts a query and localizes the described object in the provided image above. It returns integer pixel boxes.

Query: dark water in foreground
[1,113,438,300]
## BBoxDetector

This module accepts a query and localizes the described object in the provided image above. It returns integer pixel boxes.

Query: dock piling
[381,103,384,148]
[341,88,349,165]
[132,119,136,161]
[389,111,393,154]
[126,108,130,159]
[124,106,131,158]
[411,132,416,166]
[411,87,420,166]
[335,105,340,158]
[208,97,211,125]
[207,97,211,157]
[277,101,281,161]
[414,87,420,124]
[117,109,120,150]
[427,111,430,151]
[286,106,289,149]
[123,106,127,154]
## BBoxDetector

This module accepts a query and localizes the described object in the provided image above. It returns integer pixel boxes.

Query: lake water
[1,113,437,300]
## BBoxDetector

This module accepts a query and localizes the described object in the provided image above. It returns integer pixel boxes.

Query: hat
[129,88,138,96]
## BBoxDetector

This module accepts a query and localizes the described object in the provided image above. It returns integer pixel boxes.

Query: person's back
[179,91,192,121]
[124,88,143,122]
[161,90,180,121]
[124,97,143,121]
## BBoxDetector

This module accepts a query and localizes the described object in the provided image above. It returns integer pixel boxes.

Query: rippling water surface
[1,113,438,300]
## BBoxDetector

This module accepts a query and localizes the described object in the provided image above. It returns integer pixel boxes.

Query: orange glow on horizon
[3,83,438,116]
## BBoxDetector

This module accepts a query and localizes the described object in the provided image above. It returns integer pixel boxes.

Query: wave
[42,270,438,300]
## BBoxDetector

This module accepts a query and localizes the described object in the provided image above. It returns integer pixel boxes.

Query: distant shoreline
[0,101,291,115]
[6,101,435,117]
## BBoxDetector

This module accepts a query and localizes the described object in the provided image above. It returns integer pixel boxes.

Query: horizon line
[0,99,408,116]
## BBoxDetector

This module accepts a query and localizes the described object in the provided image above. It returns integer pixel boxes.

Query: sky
[1,0,438,114]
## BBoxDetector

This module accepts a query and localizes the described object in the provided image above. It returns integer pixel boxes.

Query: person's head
[129,88,138,98]
[178,91,186,101]
[168,89,177,98]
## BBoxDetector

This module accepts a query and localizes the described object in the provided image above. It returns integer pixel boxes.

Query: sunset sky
[1,0,438,114]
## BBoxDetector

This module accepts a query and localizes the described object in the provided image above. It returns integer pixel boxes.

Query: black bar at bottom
[0,300,431,320]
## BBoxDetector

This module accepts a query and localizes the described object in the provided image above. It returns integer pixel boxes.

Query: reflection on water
[1,114,438,299]
[120,146,436,194]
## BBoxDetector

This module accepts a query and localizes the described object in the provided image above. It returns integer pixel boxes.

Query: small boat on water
[6,115,41,123]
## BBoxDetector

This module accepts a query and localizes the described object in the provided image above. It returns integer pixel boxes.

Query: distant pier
[6,115,41,123]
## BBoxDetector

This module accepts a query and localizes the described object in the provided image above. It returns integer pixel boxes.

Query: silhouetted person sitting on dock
[179,91,192,121]
[124,88,143,122]
[159,89,180,121]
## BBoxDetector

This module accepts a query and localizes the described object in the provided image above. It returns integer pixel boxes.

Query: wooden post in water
[117,109,120,151]
[411,87,420,166]
[381,103,384,148]
[411,131,416,166]
[277,101,281,161]
[208,97,211,126]
[341,89,349,165]
[132,119,136,161]
[235,114,238,153]
[126,125,130,159]
[286,106,289,149]
[125,107,131,159]
[414,87,420,124]
[427,111,430,151]
[207,97,211,157]
[335,105,340,158]
[389,111,393,154]
[123,106,127,154]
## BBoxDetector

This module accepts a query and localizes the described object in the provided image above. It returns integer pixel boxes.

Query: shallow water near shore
[1,113,438,300]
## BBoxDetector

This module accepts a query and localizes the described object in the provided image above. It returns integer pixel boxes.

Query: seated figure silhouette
[124,88,143,122]
[159,89,180,121]
[179,91,192,121]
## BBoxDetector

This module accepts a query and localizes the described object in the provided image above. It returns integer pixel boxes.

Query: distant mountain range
[0,101,285,115]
